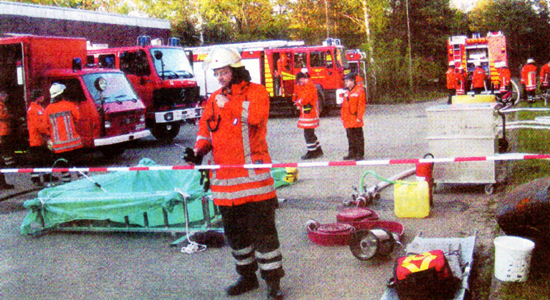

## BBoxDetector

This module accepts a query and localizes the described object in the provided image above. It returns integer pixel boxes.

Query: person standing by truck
[186,46,285,300]
[0,90,14,190]
[293,72,323,160]
[341,73,366,160]
[45,83,83,183]
[446,61,456,104]
[471,61,487,94]
[522,58,538,103]
[27,89,55,186]
[540,61,550,96]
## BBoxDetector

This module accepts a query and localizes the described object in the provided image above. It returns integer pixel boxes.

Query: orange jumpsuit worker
[446,61,456,104]
[521,58,537,102]
[27,89,54,186]
[0,90,14,190]
[276,54,288,96]
[341,73,366,160]
[471,61,487,94]
[498,62,512,93]
[293,71,323,160]
[540,61,550,95]
[189,46,284,300]
[45,83,83,183]
[455,66,468,96]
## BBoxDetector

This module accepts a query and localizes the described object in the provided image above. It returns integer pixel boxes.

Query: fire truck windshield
[150,48,194,80]
[83,72,139,104]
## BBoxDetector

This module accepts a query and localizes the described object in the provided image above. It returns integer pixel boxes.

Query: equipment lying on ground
[21,158,297,245]
[345,169,417,207]
[380,232,477,300]
[306,207,404,253]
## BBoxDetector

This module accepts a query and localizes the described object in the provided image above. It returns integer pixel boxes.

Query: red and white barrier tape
[1,153,549,174]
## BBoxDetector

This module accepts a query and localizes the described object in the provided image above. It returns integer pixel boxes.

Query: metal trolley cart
[426,103,501,194]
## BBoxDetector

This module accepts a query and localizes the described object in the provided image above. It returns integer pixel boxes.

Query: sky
[451,0,478,11]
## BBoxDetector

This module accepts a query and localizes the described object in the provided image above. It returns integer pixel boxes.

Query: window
[310,51,325,68]
[120,50,150,76]
[294,52,307,69]
[53,79,86,103]
[99,55,116,69]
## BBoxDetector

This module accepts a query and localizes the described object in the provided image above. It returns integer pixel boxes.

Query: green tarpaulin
[21,158,296,235]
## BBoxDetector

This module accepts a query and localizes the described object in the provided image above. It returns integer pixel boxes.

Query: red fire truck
[87,36,202,141]
[187,38,358,116]
[447,31,520,102]
[0,35,149,159]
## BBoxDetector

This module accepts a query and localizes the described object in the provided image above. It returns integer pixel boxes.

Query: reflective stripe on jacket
[294,81,319,129]
[45,100,83,153]
[27,102,48,147]
[341,84,366,129]
[195,81,276,206]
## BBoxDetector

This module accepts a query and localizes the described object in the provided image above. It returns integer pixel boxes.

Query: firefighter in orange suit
[455,66,468,96]
[471,61,487,94]
[187,46,284,300]
[0,90,14,190]
[45,83,83,183]
[341,73,366,160]
[27,89,54,186]
[446,61,456,104]
[521,58,537,102]
[540,61,550,95]
[293,72,323,159]
[497,62,512,93]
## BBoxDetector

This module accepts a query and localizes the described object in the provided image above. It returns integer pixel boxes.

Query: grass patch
[494,99,550,298]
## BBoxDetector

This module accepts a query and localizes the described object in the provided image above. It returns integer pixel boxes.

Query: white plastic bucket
[494,236,535,282]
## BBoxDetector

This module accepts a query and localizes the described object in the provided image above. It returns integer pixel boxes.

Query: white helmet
[50,83,66,99]
[527,58,535,64]
[449,60,455,67]
[203,46,243,70]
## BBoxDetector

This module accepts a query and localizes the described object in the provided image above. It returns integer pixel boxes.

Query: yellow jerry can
[394,180,430,218]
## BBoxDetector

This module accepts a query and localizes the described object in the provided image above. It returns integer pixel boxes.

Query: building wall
[0,1,171,48]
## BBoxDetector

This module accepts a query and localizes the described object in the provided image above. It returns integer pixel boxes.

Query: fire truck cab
[0,35,149,160]
[87,36,201,141]
[188,38,352,116]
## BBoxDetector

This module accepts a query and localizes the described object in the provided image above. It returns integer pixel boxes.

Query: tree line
[13,0,550,102]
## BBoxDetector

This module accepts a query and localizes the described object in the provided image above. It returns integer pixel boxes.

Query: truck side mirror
[154,50,163,60]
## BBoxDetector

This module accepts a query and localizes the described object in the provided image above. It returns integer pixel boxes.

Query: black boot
[226,274,259,296]
[0,174,14,190]
[266,279,284,300]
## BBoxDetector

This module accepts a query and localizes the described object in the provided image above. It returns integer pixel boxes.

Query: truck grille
[105,110,145,136]
[153,86,200,109]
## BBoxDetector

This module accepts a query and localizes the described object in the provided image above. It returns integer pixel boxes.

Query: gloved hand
[183,147,203,165]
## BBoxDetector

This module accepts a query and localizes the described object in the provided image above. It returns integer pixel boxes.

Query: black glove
[183,147,203,165]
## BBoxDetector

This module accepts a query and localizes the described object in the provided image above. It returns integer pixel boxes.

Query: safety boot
[0,174,14,190]
[266,279,284,300]
[226,274,259,296]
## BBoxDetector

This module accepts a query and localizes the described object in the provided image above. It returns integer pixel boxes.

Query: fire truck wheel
[152,122,181,142]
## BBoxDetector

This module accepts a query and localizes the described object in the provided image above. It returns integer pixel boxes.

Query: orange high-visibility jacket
[499,68,512,92]
[195,81,276,207]
[0,100,9,137]
[293,81,319,129]
[455,69,467,95]
[540,63,550,87]
[446,67,456,90]
[341,84,366,129]
[27,102,48,147]
[45,100,83,153]
[521,64,538,91]
[472,67,487,89]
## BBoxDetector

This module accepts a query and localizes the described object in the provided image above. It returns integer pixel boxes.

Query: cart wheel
[349,230,377,260]
[305,219,320,231]
[484,184,495,195]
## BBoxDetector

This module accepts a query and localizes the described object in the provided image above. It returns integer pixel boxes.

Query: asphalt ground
[0,99,508,299]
